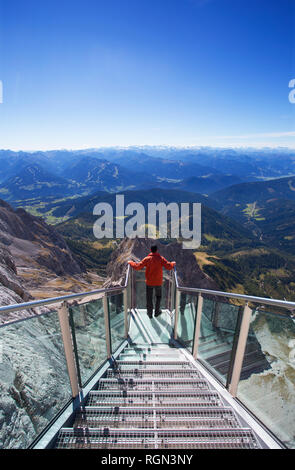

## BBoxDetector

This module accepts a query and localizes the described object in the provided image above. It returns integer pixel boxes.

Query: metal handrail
[173,265,295,399]
[0,264,131,320]
[0,263,132,408]
[1,260,294,325]
[173,267,295,312]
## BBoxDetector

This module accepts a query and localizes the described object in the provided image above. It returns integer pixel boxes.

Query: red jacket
[129,252,175,286]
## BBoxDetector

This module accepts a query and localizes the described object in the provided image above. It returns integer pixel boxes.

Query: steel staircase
[1,264,290,449]
[55,343,262,449]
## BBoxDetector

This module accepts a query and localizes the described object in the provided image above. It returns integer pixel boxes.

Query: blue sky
[0,0,294,150]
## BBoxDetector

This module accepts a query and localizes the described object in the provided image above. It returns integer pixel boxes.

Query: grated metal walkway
[55,329,262,449]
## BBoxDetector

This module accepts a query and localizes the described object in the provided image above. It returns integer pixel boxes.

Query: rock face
[0,200,84,277]
[0,242,30,301]
[0,312,72,448]
[0,238,35,324]
[0,199,86,323]
[104,237,219,290]
[238,314,295,448]
[0,201,94,449]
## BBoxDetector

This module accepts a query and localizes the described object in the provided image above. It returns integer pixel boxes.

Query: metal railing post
[124,288,128,338]
[170,272,175,314]
[228,302,252,397]
[192,293,203,359]
[174,289,180,340]
[57,301,80,399]
[130,269,135,309]
[226,305,244,391]
[103,293,112,358]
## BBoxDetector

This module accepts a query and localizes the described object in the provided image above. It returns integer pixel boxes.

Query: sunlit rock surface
[238,313,295,448]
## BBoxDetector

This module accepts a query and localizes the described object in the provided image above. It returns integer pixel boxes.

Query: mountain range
[154,174,244,194]
[0,164,79,202]
[210,176,295,254]
[0,199,104,304]
[53,188,258,255]
[0,146,295,300]
[0,157,231,206]
[212,175,295,204]
[0,147,294,207]
[61,156,154,192]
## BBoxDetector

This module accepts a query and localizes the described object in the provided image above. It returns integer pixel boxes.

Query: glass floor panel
[129,309,173,344]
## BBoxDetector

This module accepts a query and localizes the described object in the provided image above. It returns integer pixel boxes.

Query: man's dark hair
[151,245,158,253]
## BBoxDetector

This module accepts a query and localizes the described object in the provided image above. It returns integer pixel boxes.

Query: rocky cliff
[0,199,90,323]
[0,199,84,277]
[0,200,103,448]
[104,237,219,290]
[0,240,36,324]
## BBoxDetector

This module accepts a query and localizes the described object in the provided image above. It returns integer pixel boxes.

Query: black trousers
[146,285,162,316]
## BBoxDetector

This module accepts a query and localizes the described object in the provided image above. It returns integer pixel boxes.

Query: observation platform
[0,266,294,449]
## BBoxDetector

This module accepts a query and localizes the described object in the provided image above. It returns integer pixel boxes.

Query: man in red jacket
[128,245,176,318]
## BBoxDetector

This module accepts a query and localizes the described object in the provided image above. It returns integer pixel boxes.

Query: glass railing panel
[134,269,174,313]
[108,291,125,353]
[236,307,295,448]
[69,296,106,386]
[177,291,198,353]
[0,311,71,449]
[162,277,169,310]
[163,271,175,313]
[134,270,146,309]
[198,295,242,385]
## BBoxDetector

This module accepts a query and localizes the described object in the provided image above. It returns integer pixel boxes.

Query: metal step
[122,346,180,353]
[113,361,193,370]
[199,341,232,356]
[125,345,178,351]
[74,406,241,429]
[96,378,210,391]
[119,352,183,360]
[87,390,222,407]
[56,428,261,449]
[107,368,201,379]
[52,339,266,449]
[120,348,182,354]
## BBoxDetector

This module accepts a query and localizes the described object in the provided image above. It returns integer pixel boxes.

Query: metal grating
[120,348,181,354]
[87,390,222,407]
[107,368,201,378]
[113,362,193,372]
[56,428,260,449]
[97,378,210,391]
[119,354,183,361]
[74,407,240,429]
[116,360,190,366]
[156,429,260,449]
[120,349,182,354]
[53,341,264,450]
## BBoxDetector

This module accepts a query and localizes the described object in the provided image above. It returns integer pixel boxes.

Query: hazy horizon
[1,144,295,153]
